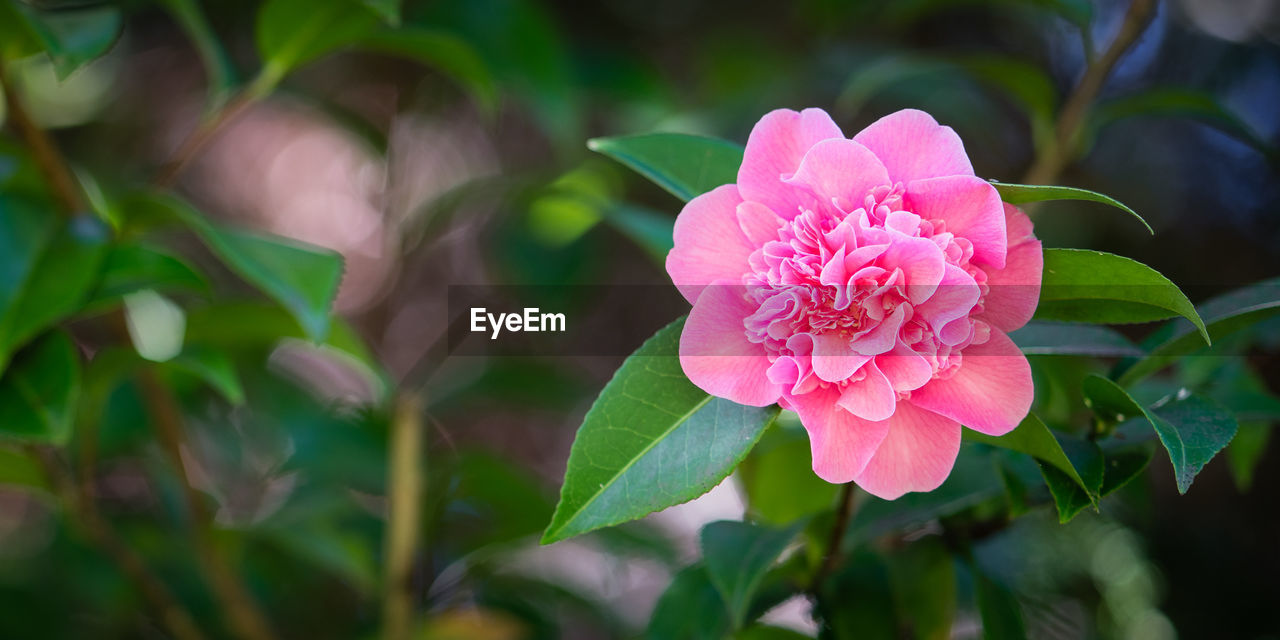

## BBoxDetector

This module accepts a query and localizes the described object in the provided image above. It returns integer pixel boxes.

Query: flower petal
[680,281,782,407]
[875,235,946,305]
[739,108,845,218]
[782,138,891,213]
[791,386,891,482]
[811,332,873,383]
[666,184,756,304]
[979,204,1043,332]
[851,109,974,183]
[876,340,932,392]
[915,263,981,345]
[737,201,786,246]
[906,175,1007,269]
[853,401,961,499]
[837,360,897,421]
[908,330,1032,436]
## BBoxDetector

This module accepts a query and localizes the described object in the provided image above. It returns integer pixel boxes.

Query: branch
[1022,0,1158,185]
[0,63,84,213]
[383,391,426,640]
[810,482,858,592]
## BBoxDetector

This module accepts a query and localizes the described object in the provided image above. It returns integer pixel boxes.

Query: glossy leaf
[359,28,497,110]
[587,133,744,202]
[542,318,779,544]
[739,420,840,525]
[645,565,730,640]
[1115,278,1280,386]
[0,331,80,445]
[83,243,210,312]
[0,209,110,372]
[1099,447,1153,496]
[1035,249,1208,343]
[964,414,1094,497]
[992,182,1152,234]
[1084,375,1237,494]
[1009,321,1142,357]
[700,520,800,629]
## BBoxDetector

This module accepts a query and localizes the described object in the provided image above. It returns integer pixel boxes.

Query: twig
[137,370,280,640]
[0,64,84,212]
[811,482,858,592]
[383,391,426,640]
[30,446,208,640]
[1022,0,1158,185]
[154,90,256,188]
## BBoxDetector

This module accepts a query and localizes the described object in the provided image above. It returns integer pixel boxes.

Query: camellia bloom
[667,108,1042,499]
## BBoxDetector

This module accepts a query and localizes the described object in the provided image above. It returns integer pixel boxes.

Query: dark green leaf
[964,414,1094,497]
[992,182,1151,234]
[156,0,238,107]
[127,193,343,342]
[587,133,744,202]
[0,331,80,445]
[0,445,51,493]
[1035,249,1208,343]
[0,210,110,372]
[361,0,399,25]
[602,203,675,265]
[820,549,896,640]
[1099,447,1153,496]
[255,0,380,85]
[733,625,813,640]
[739,420,840,525]
[700,520,800,629]
[1226,422,1270,493]
[1,3,122,79]
[82,243,210,312]
[1082,88,1274,161]
[542,318,779,544]
[974,569,1026,640]
[1008,321,1142,357]
[887,537,955,640]
[1115,278,1280,386]
[169,347,244,405]
[1039,462,1092,523]
[1083,375,1237,493]
[645,564,729,640]
[359,28,497,110]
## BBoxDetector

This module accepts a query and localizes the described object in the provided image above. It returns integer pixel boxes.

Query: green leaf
[602,203,675,265]
[887,537,956,640]
[358,28,497,110]
[587,133,744,202]
[170,347,244,405]
[156,0,238,107]
[255,0,381,85]
[964,414,1094,497]
[1039,461,1093,523]
[1225,422,1270,492]
[361,0,400,25]
[1008,321,1142,357]
[819,549,896,640]
[974,568,1027,640]
[733,626,813,640]
[0,3,122,79]
[1082,88,1274,161]
[0,331,80,445]
[542,318,779,544]
[1035,249,1208,343]
[0,207,110,372]
[1115,278,1280,386]
[1099,447,1153,496]
[127,193,343,342]
[1083,375,1238,494]
[82,243,210,312]
[739,419,840,525]
[700,520,800,629]
[646,565,730,640]
[991,182,1152,234]
[0,445,51,493]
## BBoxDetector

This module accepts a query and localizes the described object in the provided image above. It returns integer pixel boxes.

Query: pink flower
[666,108,1042,499]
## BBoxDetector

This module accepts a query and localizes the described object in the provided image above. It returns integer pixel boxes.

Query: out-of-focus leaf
[1084,375,1237,494]
[1226,422,1270,492]
[1009,321,1143,357]
[0,445,50,493]
[587,133,743,202]
[156,0,238,107]
[359,28,497,110]
[255,0,380,86]
[965,414,1094,498]
[645,564,729,640]
[1035,249,1208,342]
[1115,278,1280,386]
[126,193,343,342]
[880,0,1092,30]
[739,420,840,525]
[0,207,109,373]
[258,522,377,592]
[82,242,210,312]
[447,451,553,551]
[700,520,800,629]
[0,331,80,445]
[361,0,399,25]
[974,567,1027,639]
[603,203,674,264]
[542,318,778,544]
[992,183,1151,234]
[1082,88,1274,161]
[0,3,121,79]
[887,536,955,640]
[170,347,244,405]
[733,625,812,640]
[820,549,896,640]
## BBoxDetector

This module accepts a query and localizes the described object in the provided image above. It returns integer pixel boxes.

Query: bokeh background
[2,0,1278,637]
